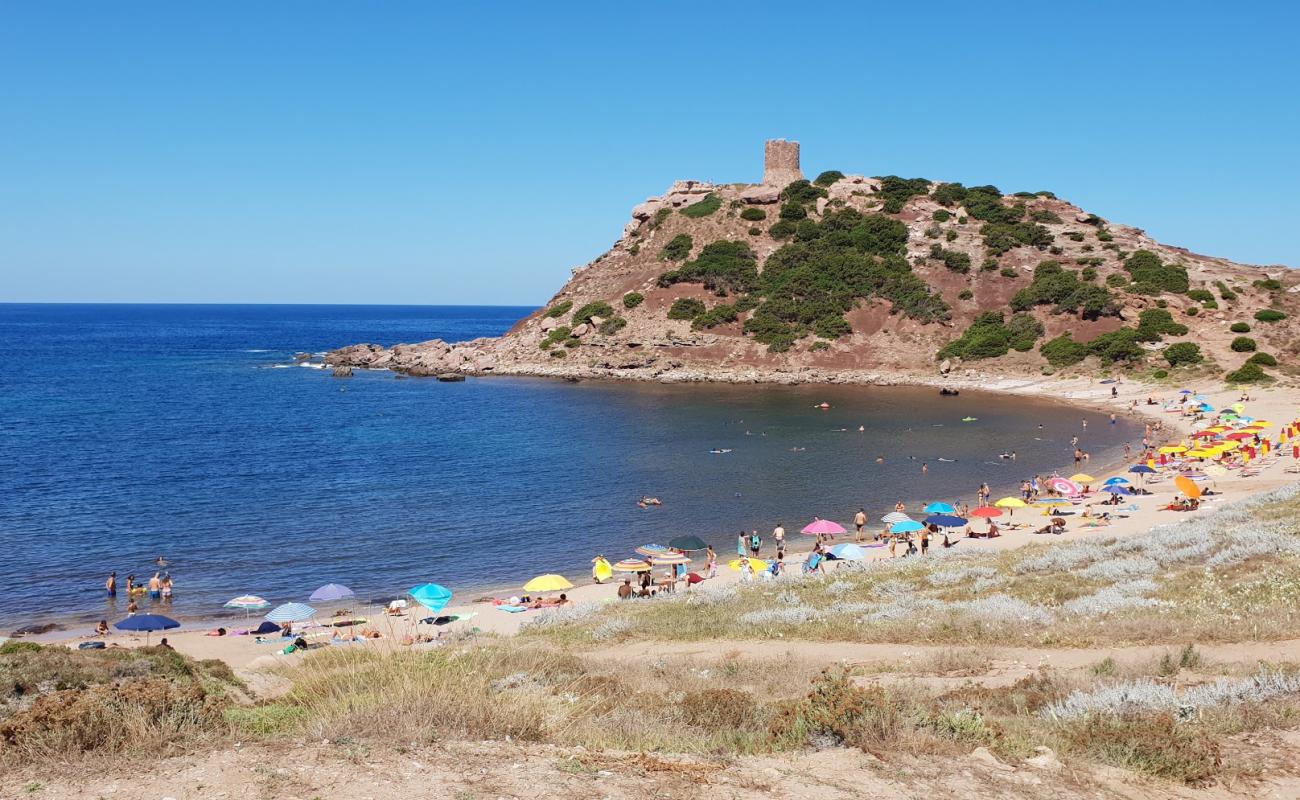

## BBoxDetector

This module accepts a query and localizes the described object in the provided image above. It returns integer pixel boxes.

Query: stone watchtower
[763,139,803,186]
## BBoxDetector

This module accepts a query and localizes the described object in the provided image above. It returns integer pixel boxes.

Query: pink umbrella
[1048,477,1082,497]
[801,519,847,536]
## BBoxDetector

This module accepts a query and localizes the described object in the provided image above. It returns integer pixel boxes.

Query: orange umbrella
[1175,475,1202,499]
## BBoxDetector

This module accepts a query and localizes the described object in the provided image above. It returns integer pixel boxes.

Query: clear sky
[2,1,1297,305]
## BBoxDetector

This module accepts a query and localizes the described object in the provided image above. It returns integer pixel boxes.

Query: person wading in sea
[854,508,867,542]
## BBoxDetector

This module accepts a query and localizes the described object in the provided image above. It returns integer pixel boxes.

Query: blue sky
[2,1,1296,305]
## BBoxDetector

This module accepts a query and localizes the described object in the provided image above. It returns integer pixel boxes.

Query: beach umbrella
[890,519,925,533]
[1034,498,1072,507]
[266,603,317,623]
[1203,464,1228,477]
[826,543,867,560]
[612,558,651,572]
[667,535,709,551]
[523,574,573,593]
[1159,445,1188,454]
[224,595,269,610]
[409,583,453,612]
[924,514,967,528]
[1231,403,1246,413]
[801,519,847,536]
[1191,430,1219,439]
[1185,449,1215,458]
[1103,485,1132,495]
[969,507,1002,518]
[994,497,1027,508]
[634,544,669,557]
[309,583,355,603]
[923,502,957,514]
[1129,464,1157,474]
[1175,475,1202,499]
[728,557,769,572]
[1069,473,1096,484]
[650,552,691,566]
[1103,477,1130,486]
[114,614,180,645]
[1047,477,1082,496]
[1179,389,1193,394]
[881,511,911,525]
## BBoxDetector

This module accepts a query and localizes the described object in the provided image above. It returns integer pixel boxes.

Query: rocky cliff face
[328,159,1298,386]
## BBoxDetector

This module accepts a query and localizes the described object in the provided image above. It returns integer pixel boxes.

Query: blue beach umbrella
[826,543,867,561]
[1103,477,1131,486]
[890,519,925,533]
[923,502,956,514]
[309,583,355,603]
[115,614,180,645]
[1128,464,1157,474]
[924,514,968,528]
[409,583,453,612]
[266,603,317,623]
[1103,485,1132,495]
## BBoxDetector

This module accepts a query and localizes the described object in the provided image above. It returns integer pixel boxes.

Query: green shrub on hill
[667,298,706,321]
[679,193,721,218]
[932,209,952,222]
[1163,342,1203,367]
[964,185,1025,224]
[958,289,973,300]
[1229,322,1250,333]
[1255,309,1287,323]
[1007,312,1045,351]
[769,220,797,239]
[982,222,1053,255]
[1123,250,1189,295]
[1230,336,1257,352]
[739,207,767,221]
[1215,280,1237,301]
[1135,308,1189,342]
[539,325,573,350]
[1080,266,1098,282]
[660,233,693,261]
[1247,352,1278,366]
[1254,278,1283,291]
[1186,289,1215,305]
[1226,362,1269,383]
[930,246,971,273]
[783,179,828,205]
[573,301,615,326]
[659,241,758,295]
[1102,273,1128,289]
[877,176,931,213]
[692,303,738,330]
[598,316,628,335]
[937,312,1043,361]
[931,182,967,207]
[779,202,808,221]
[813,170,845,187]
[1040,333,1089,368]
[1000,267,1019,278]
[1030,209,1063,224]
[544,300,573,319]
[1010,260,1119,319]
[1087,328,1144,365]
[622,292,644,310]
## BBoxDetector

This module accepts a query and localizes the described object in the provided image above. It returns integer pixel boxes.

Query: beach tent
[523,574,573,593]
[114,614,180,645]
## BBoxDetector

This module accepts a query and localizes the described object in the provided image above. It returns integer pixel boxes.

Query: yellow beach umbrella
[1219,440,1241,450]
[1250,420,1273,428]
[1185,449,1215,458]
[994,497,1028,508]
[1159,445,1188,454]
[1070,473,1095,483]
[523,574,574,592]
[728,558,768,572]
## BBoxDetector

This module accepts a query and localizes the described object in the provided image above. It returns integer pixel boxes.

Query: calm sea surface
[0,304,1141,627]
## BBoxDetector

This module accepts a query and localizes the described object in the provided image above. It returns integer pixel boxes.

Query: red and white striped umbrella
[1047,477,1082,497]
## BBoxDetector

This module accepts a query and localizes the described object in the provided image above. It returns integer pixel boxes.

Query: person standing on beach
[854,508,867,542]
[105,571,117,597]
[705,546,717,578]
[749,530,762,557]
[773,522,785,553]
[737,532,746,558]
[920,527,929,555]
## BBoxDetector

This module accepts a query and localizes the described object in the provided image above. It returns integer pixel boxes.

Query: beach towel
[498,605,528,613]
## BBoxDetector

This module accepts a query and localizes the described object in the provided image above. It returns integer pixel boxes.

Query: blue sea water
[0,304,1141,629]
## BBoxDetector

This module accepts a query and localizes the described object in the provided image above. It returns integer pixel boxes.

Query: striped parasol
[265,602,317,623]
[881,511,911,525]
[634,544,669,557]
[612,558,651,572]
[224,595,269,610]
[650,552,691,566]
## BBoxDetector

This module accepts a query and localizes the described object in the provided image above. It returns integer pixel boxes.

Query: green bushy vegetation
[958,289,973,300]
[667,298,706,321]
[779,201,808,221]
[572,301,615,326]
[783,179,827,205]
[963,185,1025,224]
[932,209,952,222]
[538,325,572,350]
[1123,250,1189,295]
[1255,309,1287,323]
[1254,278,1283,291]
[691,303,738,330]
[1215,280,1237,301]
[1247,352,1278,367]
[813,170,844,187]
[877,176,930,213]
[1230,336,1257,352]
[740,207,767,221]
[660,233,693,261]
[544,300,573,319]
[622,292,644,310]
[1000,267,1019,278]
[1225,361,1270,383]
[658,241,758,295]
[1186,289,1214,303]
[982,221,1053,255]
[1163,342,1203,367]
[1086,328,1144,365]
[1040,333,1089,368]
[769,220,797,239]
[597,317,627,335]
[679,193,721,218]
[1029,208,1062,224]
[1135,308,1189,342]
[1010,260,1119,319]
[931,182,967,207]
[929,245,971,273]
[1230,322,1251,333]
[937,312,1043,361]
[1080,266,1098,282]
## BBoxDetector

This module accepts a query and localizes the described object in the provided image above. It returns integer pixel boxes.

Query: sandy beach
[57,376,1297,677]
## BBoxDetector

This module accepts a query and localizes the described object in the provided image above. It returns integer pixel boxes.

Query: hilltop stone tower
[763,139,803,186]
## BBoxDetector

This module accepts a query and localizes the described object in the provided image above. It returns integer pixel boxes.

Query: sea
[0,304,1143,629]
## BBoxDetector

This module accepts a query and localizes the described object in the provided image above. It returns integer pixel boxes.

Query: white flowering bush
[1044,669,1300,720]
[519,602,604,629]
[739,605,823,626]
